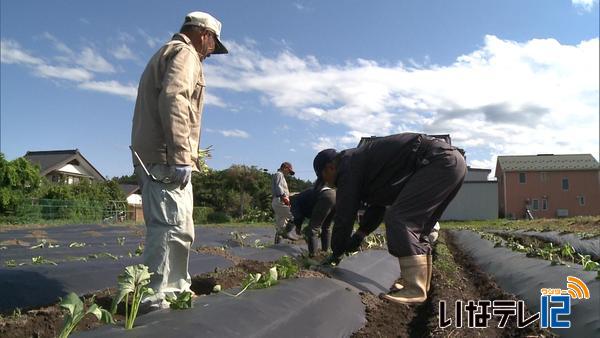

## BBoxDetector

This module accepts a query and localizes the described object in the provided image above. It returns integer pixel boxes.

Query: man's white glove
[173,165,192,189]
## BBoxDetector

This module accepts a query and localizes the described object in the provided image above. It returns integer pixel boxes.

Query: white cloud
[0,39,43,65]
[79,80,137,100]
[572,0,598,11]
[204,92,227,107]
[36,64,93,82]
[219,129,250,138]
[205,36,599,170]
[112,44,138,61]
[77,47,115,73]
[41,32,74,55]
[1,37,139,100]
[137,28,163,48]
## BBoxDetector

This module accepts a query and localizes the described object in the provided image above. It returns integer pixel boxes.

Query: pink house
[496,154,599,219]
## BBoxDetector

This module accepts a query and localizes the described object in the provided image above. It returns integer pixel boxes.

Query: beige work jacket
[131,33,204,171]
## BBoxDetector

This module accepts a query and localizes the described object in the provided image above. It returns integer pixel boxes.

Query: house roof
[24,149,106,181]
[119,184,140,196]
[497,154,599,172]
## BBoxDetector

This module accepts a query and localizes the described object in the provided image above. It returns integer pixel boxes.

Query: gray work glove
[173,165,192,189]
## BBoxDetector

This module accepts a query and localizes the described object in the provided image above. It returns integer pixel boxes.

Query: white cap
[183,11,228,54]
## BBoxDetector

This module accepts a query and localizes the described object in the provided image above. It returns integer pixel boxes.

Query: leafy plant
[31,255,57,266]
[30,239,60,249]
[215,272,263,297]
[117,237,126,246]
[111,264,154,329]
[229,231,249,246]
[58,292,113,338]
[275,255,299,279]
[165,291,194,310]
[253,239,265,248]
[560,244,576,262]
[134,243,144,256]
[5,259,17,268]
[69,242,86,248]
[364,233,386,249]
[11,307,22,319]
[578,254,600,271]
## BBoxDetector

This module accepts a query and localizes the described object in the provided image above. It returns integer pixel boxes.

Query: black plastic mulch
[451,230,600,338]
[489,229,600,261]
[0,252,233,313]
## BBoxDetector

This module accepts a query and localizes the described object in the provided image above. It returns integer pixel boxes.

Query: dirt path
[352,231,554,337]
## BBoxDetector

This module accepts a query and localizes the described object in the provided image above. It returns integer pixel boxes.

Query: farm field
[0,217,598,337]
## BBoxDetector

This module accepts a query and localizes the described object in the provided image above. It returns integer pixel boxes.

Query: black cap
[313,149,338,178]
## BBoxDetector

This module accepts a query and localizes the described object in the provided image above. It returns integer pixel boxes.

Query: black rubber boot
[306,235,319,257]
[295,223,302,236]
[274,233,282,245]
[321,230,331,252]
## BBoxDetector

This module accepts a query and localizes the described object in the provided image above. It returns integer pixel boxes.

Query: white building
[24,149,106,184]
[440,167,498,220]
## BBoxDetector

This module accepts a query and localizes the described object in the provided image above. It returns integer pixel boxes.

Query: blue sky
[1,0,598,180]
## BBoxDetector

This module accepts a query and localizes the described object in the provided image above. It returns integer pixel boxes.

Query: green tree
[0,153,42,215]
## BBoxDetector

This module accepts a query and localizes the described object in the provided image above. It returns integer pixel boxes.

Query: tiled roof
[497,154,599,171]
[24,149,106,181]
[24,150,78,175]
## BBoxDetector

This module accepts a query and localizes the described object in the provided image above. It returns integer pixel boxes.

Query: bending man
[290,149,337,257]
[318,133,466,304]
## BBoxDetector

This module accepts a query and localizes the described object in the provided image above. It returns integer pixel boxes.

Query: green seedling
[117,237,126,246]
[58,292,113,338]
[11,308,22,319]
[69,242,86,248]
[111,264,154,330]
[101,252,119,260]
[275,255,299,279]
[560,244,576,262]
[5,259,17,268]
[31,255,57,266]
[578,254,600,271]
[165,291,194,310]
[216,271,268,298]
[364,233,386,249]
[229,231,249,247]
[253,239,265,249]
[134,243,144,256]
[30,239,59,249]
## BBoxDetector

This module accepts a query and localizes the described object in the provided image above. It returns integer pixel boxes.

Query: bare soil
[0,254,310,338]
[352,231,555,337]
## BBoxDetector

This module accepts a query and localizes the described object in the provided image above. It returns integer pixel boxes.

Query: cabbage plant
[58,292,113,338]
[110,264,154,329]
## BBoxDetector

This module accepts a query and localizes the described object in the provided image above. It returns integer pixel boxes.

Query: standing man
[318,133,466,304]
[271,162,299,243]
[131,11,228,309]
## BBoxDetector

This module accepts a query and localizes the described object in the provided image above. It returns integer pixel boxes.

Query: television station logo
[438,275,591,329]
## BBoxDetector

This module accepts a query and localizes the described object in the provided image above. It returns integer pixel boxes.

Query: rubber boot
[381,255,428,304]
[306,235,319,257]
[282,221,299,241]
[295,223,302,236]
[321,230,331,252]
[274,232,282,245]
[391,254,432,292]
